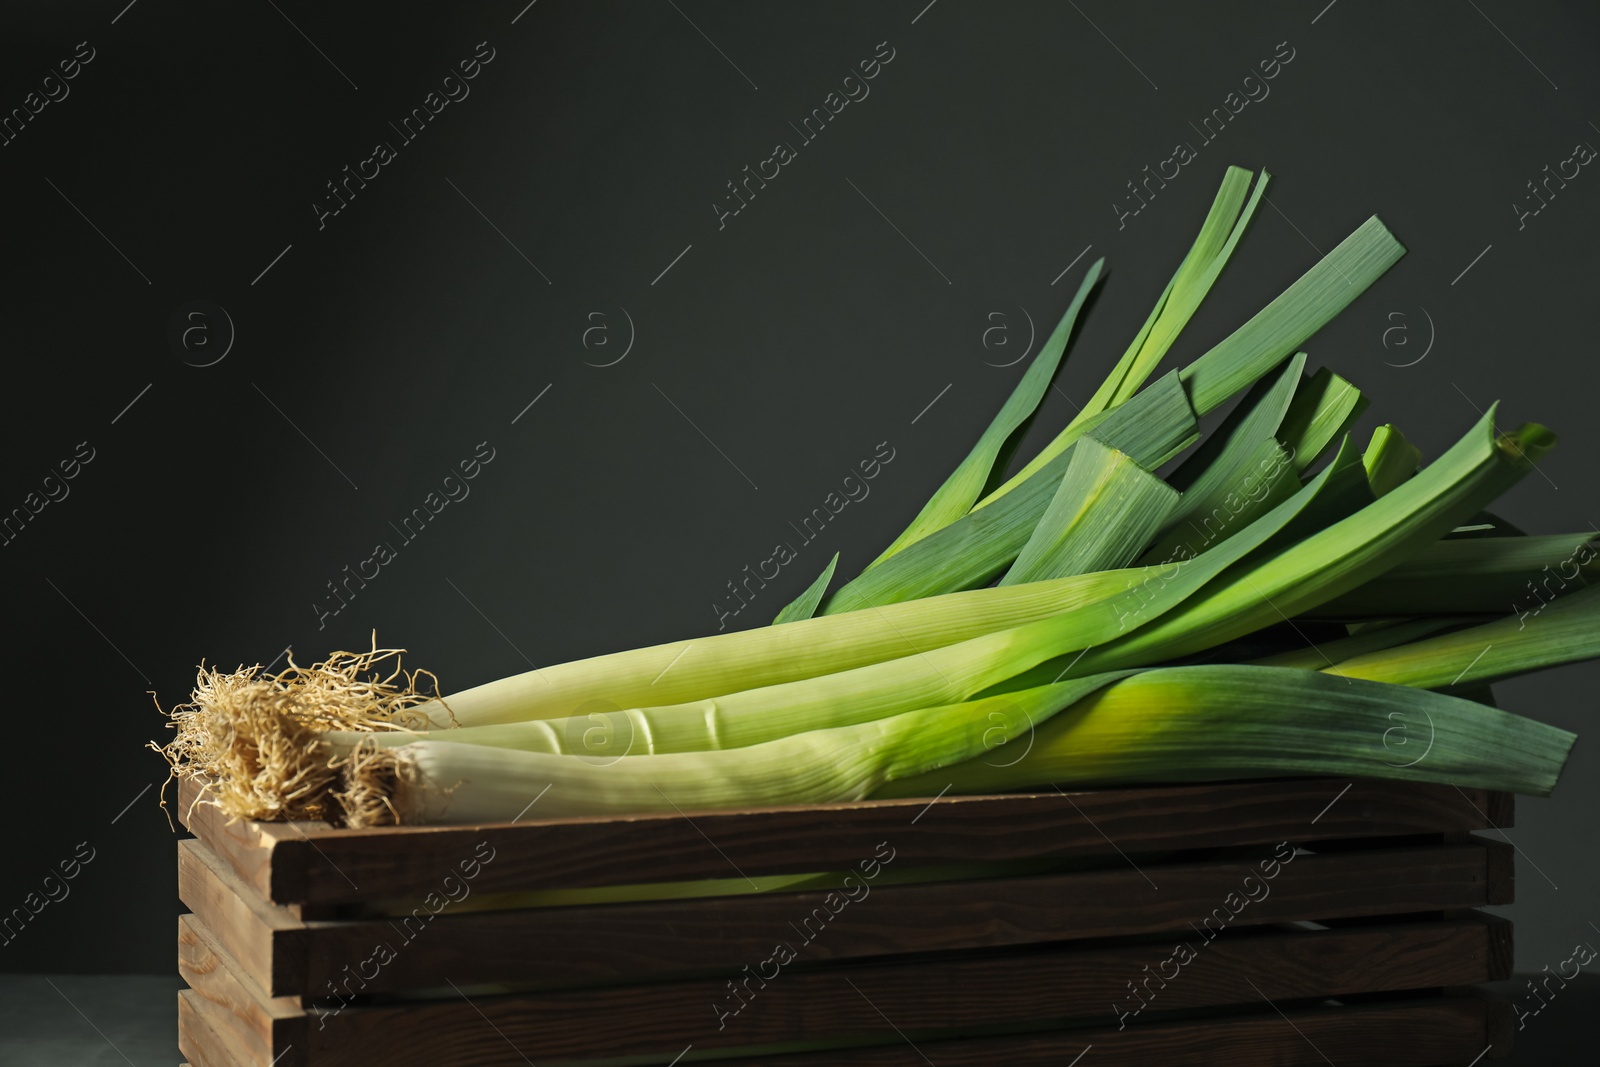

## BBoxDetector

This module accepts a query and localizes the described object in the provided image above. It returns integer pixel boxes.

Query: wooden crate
[175,775,1516,1066]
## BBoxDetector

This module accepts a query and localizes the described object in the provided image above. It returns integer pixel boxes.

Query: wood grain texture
[1485,788,1516,828]
[701,993,1506,1066]
[178,988,252,1067]
[1483,909,1516,980]
[293,839,1505,994]
[178,839,307,997]
[268,992,1510,1066]
[181,775,1513,906]
[177,775,333,905]
[178,914,307,1067]
[300,915,1510,1065]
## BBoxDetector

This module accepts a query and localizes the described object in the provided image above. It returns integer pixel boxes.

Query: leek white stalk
[339,674,1133,825]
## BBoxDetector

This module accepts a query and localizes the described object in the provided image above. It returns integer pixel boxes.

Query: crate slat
[178,840,307,995]
[182,993,1505,1067]
[294,915,1508,1065]
[175,777,324,905]
[179,834,1509,997]
[305,840,1511,993]
[178,988,251,1067]
[178,775,1512,905]
[178,914,306,1067]
[701,993,1509,1067]
[185,992,1510,1067]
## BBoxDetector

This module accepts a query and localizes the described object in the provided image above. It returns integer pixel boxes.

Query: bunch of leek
[156,166,1595,828]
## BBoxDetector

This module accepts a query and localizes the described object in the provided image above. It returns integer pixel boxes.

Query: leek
[154,165,1599,836]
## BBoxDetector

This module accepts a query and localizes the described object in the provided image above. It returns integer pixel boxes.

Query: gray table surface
[0,975,184,1066]
[0,974,1591,1065]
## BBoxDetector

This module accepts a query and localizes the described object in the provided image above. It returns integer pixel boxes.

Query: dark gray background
[1,0,1596,980]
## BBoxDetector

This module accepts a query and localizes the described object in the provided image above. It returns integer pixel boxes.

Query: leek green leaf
[1279,368,1368,471]
[1001,438,1179,585]
[1363,424,1422,497]
[871,259,1104,564]
[1138,438,1301,566]
[772,552,839,624]
[1313,532,1598,617]
[821,372,1198,614]
[1160,351,1307,531]
[988,167,1265,501]
[1251,615,1479,670]
[1323,582,1600,689]
[882,665,1575,799]
[1180,216,1406,416]
[1063,411,1555,675]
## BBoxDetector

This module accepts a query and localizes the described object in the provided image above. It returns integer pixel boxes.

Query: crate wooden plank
[178,839,307,996]
[178,988,251,1067]
[276,993,1511,1066]
[282,839,1508,994]
[705,993,1508,1066]
[177,776,337,905]
[179,775,1513,906]
[290,915,1510,1065]
[179,914,308,1067]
